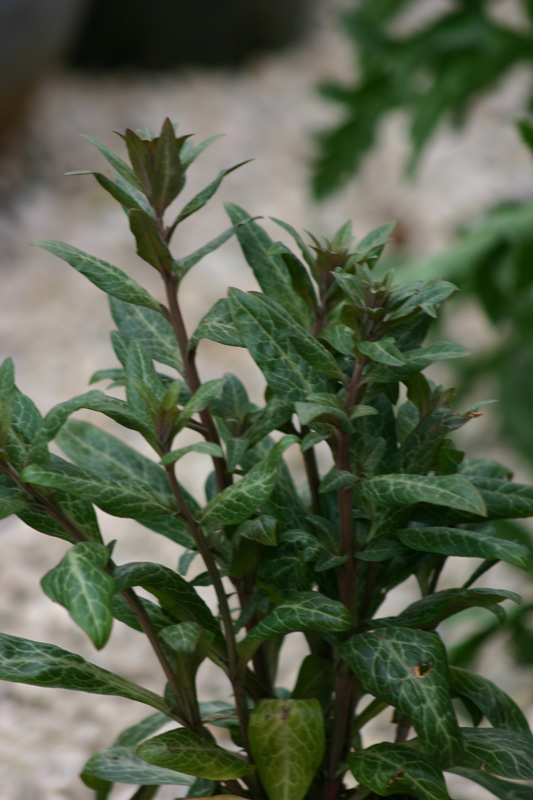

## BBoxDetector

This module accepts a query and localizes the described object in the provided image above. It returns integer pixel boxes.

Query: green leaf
[469,477,533,520]
[458,727,533,779]
[6,387,47,469]
[41,542,114,649]
[181,133,224,169]
[248,699,325,800]
[112,562,224,651]
[160,442,223,466]
[358,338,406,366]
[240,592,351,657]
[129,209,174,274]
[176,379,225,432]
[359,474,487,516]
[397,526,529,570]
[172,162,250,226]
[112,594,176,634]
[35,242,161,312]
[21,461,176,519]
[80,133,146,192]
[0,480,29,519]
[114,711,170,747]
[341,627,463,767]
[190,298,244,349]
[228,289,328,402]
[319,468,359,494]
[109,296,183,373]
[137,729,254,779]
[82,744,194,786]
[295,402,352,432]
[356,221,396,258]
[159,622,212,678]
[225,204,310,323]
[383,588,521,629]
[42,391,104,442]
[449,667,531,734]
[270,217,316,272]
[291,654,334,709]
[151,118,185,214]
[200,435,298,525]
[0,633,165,709]
[358,538,407,561]
[237,515,278,546]
[175,222,252,281]
[448,767,533,800]
[0,357,15,443]
[56,420,195,548]
[17,481,102,544]
[348,743,452,800]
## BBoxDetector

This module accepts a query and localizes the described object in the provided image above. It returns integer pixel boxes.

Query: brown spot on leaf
[413,660,433,678]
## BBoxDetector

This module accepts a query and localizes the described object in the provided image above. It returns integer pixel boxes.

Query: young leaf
[449,667,531,734]
[397,526,529,570]
[341,627,463,768]
[228,289,329,402]
[0,633,165,710]
[356,221,396,258]
[225,203,310,324]
[359,474,487,516]
[109,296,183,373]
[151,118,185,214]
[80,133,146,192]
[82,745,194,786]
[160,442,223,466]
[190,298,245,349]
[176,379,225,432]
[348,742,452,800]
[112,562,224,650]
[200,435,298,525]
[129,209,174,274]
[41,542,115,649]
[171,162,250,227]
[240,592,351,659]
[174,221,253,280]
[137,729,254,779]
[21,461,177,519]
[248,699,325,800]
[237,515,278,546]
[35,242,161,312]
[0,357,15,443]
[358,338,407,366]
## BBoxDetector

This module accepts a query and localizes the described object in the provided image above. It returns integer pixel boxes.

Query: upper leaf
[359,474,487,517]
[109,296,183,373]
[35,242,161,312]
[397,526,529,570]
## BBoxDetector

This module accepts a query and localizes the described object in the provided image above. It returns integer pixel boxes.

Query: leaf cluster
[0,120,532,800]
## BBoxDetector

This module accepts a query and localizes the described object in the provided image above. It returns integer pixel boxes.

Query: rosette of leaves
[0,119,532,800]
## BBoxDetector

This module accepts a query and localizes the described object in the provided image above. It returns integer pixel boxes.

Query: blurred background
[1,1,533,798]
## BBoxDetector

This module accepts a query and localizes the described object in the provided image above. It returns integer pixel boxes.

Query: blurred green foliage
[312,0,533,197]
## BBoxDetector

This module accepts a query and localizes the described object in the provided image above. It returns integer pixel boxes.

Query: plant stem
[301,425,322,515]
[163,274,230,492]
[164,464,250,750]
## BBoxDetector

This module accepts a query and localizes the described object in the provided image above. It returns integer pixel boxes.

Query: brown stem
[301,425,322,515]
[163,275,230,492]
[164,465,250,750]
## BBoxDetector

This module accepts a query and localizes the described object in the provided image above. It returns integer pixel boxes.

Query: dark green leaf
[348,742,452,799]
[35,242,161,312]
[109,296,183,373]
[112,562,224,651]
[190,298,244,349]
[0,633,165,709]
[56,420,195,547]
[82,745,194,786]
[0,481,29,519]
[358,338,406,366]
[383,587,521,629]
[175,222,252,281]
[129,209,174,274]
[358,538,407,561]
[237,515,278,546]
[458,727,533,779]
[248,699,325,800]
[449,667,531,734]
[172,162,250,226]
[137,729,254,779]
[0,357,15,443]
[80,133,146,193]
[319,468,359,494]
[359,474,486,516]
[151,118,185,214]
[341,627,463,767]
[200,435,298,525]
[470,477,533,520]
[397,526,529,570]
[448,767,533,800]
[41,542,114,649]
[21,461,176,519]
[160,442,222,466]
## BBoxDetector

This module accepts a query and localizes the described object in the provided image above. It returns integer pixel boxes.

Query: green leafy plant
[1,119,533,800]
[312,0,533,198]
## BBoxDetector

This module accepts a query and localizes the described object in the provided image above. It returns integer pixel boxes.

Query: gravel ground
[1,3,533,798]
